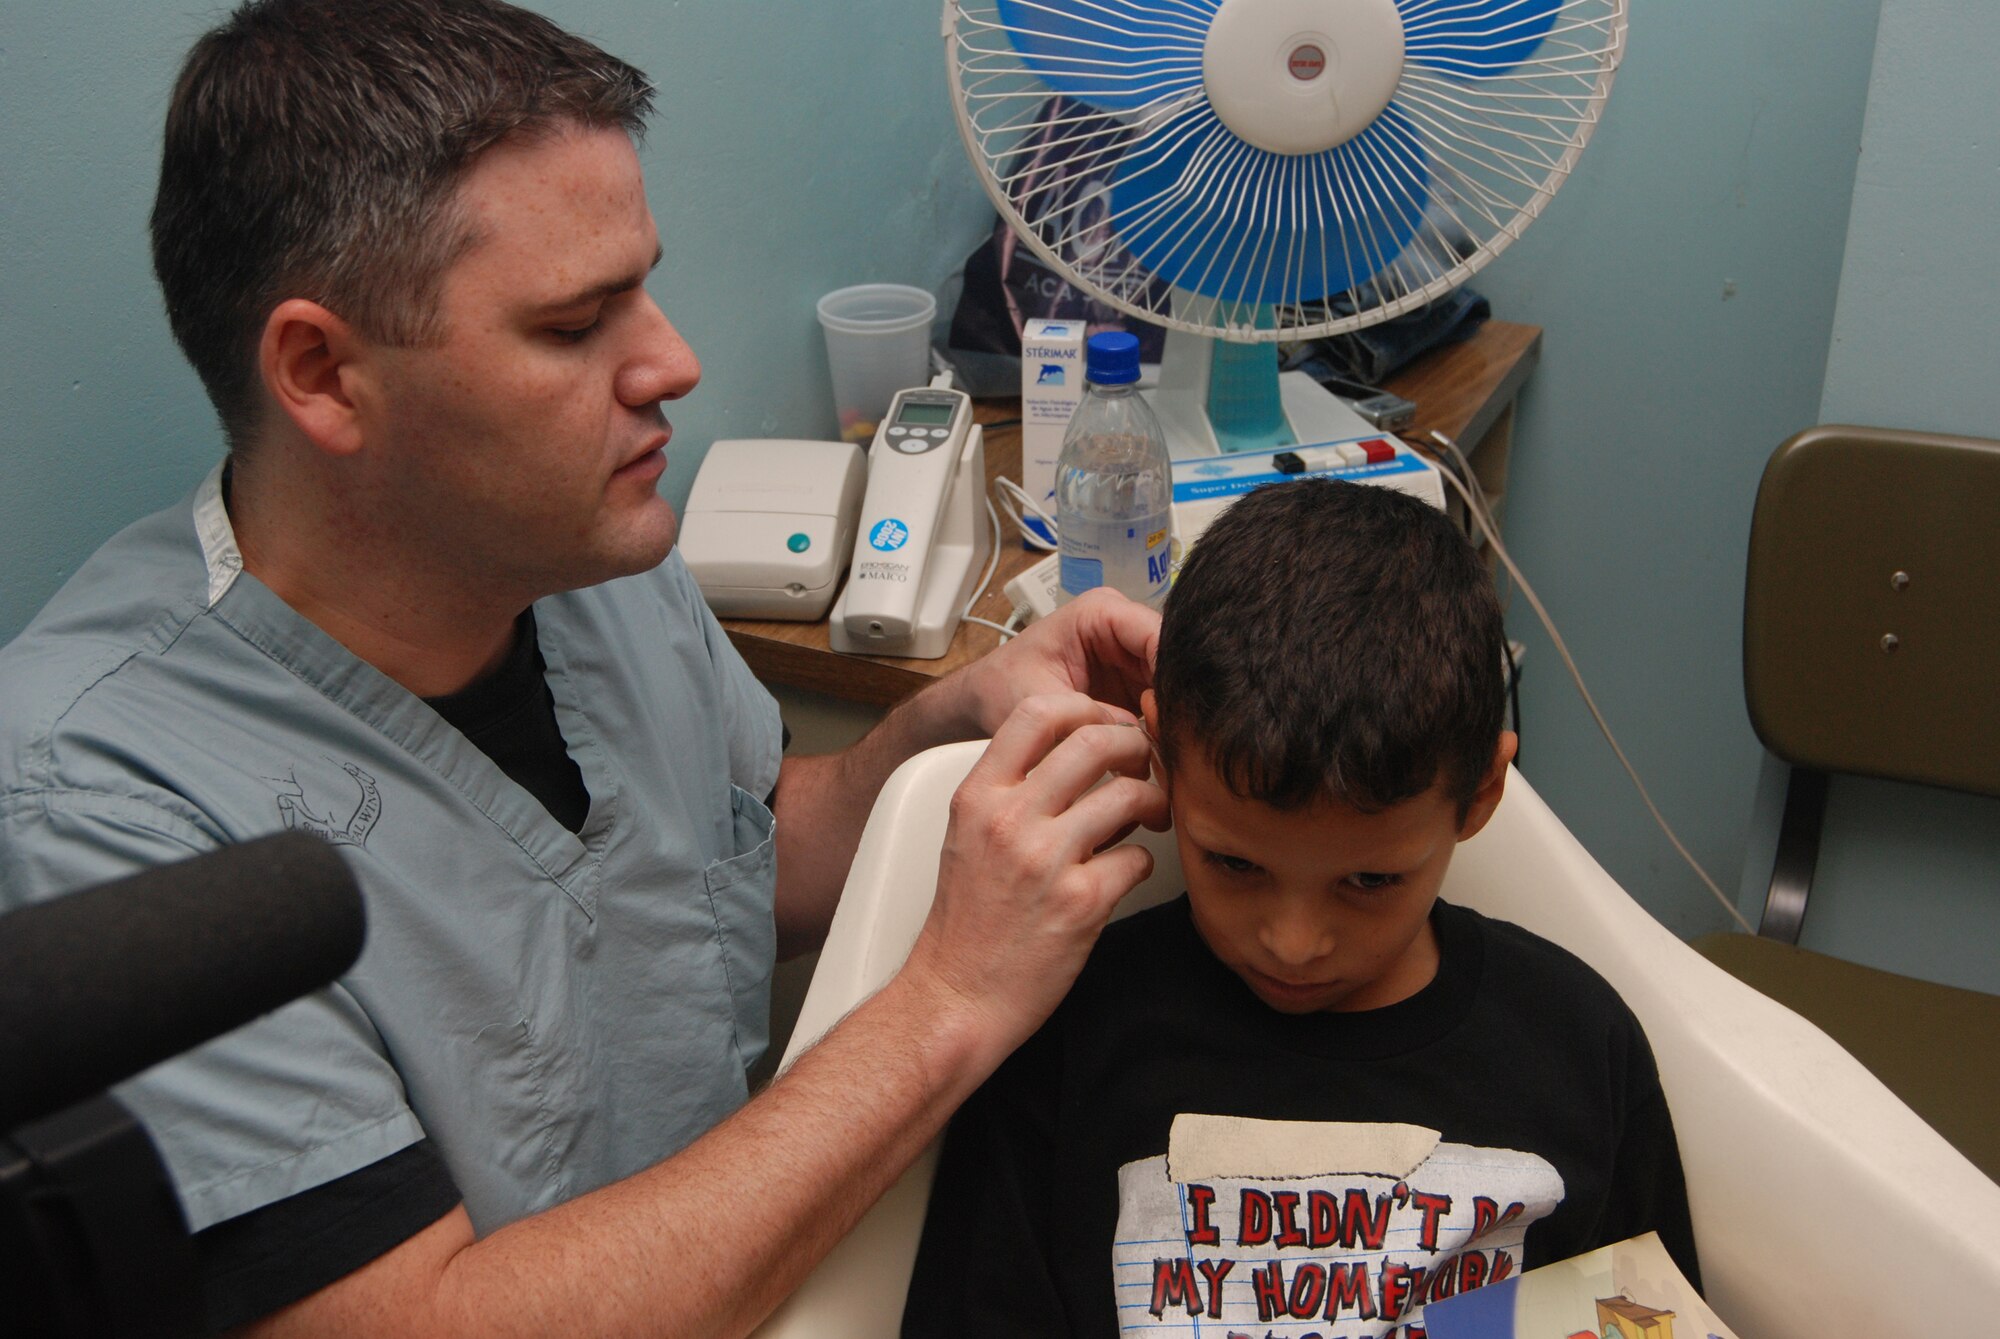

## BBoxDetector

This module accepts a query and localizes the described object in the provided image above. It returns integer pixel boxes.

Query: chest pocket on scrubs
[703,784,777,1076]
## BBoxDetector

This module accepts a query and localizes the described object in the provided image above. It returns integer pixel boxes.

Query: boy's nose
[1260,913,1334,971]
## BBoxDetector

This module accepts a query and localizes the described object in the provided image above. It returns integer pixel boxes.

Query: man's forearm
[451,968,982,1337]
[253,967,989,1339]
[768,674,981,956]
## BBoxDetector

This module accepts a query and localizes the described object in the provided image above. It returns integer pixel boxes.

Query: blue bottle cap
[1085,330,1142,386]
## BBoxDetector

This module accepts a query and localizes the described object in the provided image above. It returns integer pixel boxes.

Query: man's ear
[258,299,371,458]
[1455,730,1519,841]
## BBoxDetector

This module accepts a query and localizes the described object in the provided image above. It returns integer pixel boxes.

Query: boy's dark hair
[150,0,654,452]
[1155,479,1507,817]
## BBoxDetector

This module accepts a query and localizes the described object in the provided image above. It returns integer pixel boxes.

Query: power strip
[1004,553,1063,624]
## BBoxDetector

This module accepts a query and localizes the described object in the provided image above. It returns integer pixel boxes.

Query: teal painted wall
[9,1,1984,982]
[1464,0,1885,937]
[0,1,990,640]
[1769,0,2000,993]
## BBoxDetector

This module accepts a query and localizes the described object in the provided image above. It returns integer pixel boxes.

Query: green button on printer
[787,533,811,554]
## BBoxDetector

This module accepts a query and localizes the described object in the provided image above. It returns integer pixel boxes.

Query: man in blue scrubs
[0,1,1168,1333]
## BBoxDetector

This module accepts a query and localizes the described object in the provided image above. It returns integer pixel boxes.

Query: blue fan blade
[1108,104,1431,305]
[994,0,1214,114]
[1400,0,1561,77]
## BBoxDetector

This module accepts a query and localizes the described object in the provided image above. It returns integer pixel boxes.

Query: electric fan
[946,0,1627,456]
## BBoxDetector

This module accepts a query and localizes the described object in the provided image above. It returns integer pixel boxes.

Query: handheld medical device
[830,384,993,659]
[679,439,866,621]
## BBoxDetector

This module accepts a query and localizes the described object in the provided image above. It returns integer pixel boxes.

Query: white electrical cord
[1418,429,1514,616]
[960,493,1018,642]
[964,611,1023,641]
[994,476,1060,551]
[1427,429,1756,936]
[923,367,1018,643]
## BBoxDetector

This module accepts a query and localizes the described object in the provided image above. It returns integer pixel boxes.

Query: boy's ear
[1455,731,1519,841]
[1138,690,1169,791]
[257,298,373,460]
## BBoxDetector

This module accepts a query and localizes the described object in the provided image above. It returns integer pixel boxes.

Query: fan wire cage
[946,0,1627,342]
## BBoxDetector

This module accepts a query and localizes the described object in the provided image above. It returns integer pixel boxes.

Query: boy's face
[1145,699,1514,1015]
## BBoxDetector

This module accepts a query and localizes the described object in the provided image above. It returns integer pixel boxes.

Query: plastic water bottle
[1056,331,1172,610]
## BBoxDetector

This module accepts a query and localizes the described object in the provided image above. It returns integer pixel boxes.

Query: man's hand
[901,692,1171,1064]
[956,588,1159,738]
[770,591,1159,959]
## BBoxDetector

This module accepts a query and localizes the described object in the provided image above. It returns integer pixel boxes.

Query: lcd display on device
[897,401,955,426]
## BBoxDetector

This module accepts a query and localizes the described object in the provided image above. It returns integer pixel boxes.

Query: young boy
[901,479,1698,1339]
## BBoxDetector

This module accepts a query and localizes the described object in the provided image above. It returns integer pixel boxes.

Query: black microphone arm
[0,831,367,1132]
[0,831,366,1338]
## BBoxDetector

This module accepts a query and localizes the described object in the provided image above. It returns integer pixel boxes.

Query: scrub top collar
[190,461,607,903]
[194,461,244,607]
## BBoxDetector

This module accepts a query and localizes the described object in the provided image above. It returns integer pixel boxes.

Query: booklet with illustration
[1421,1230,1735,1339]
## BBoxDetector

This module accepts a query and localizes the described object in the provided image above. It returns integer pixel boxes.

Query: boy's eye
[1347,872,1402,892]
[549,319,600,344]
[1204,852,1260,876]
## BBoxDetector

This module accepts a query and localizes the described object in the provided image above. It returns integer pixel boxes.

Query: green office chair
[1693,424,2000,1183]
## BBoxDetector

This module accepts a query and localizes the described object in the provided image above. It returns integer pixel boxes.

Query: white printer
[678,439,866,620]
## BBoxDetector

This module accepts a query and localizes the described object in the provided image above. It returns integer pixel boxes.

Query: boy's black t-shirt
[902,895,1699,1339]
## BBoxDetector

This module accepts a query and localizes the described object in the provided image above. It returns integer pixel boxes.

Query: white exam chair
[754,742,2000,1339]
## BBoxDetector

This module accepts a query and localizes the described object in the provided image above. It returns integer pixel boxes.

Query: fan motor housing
[1203,0,1406,155]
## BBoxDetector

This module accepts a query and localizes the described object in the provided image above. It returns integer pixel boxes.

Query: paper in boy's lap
[1111,1115,1564,1339]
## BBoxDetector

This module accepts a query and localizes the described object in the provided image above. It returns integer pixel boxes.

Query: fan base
[1148,370,1381,460]
[1145,325,1377,458]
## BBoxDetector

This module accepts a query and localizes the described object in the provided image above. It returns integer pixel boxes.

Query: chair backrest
[754,741,2000,1339]
[1745,424,2000,796]
[1742,425,2000,938]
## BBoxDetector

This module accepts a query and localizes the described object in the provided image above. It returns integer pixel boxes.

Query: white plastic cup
[816,284,937,444]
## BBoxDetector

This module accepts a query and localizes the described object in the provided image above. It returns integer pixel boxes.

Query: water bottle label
[1060,554,1104,595]
[1059,509,1170,605]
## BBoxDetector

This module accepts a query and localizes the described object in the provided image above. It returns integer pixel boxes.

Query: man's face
[1163,739,1475,1015]
[361,126,698,598]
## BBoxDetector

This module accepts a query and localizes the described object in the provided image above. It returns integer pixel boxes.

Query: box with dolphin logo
[1020,318,1086,528]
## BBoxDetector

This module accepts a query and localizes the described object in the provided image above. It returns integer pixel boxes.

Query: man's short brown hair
[150,0,654,450]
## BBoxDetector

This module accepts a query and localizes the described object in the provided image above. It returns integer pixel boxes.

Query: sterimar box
[1020,318,1085,528]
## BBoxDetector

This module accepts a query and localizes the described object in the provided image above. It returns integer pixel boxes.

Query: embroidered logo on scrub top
[267,760,382,848]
